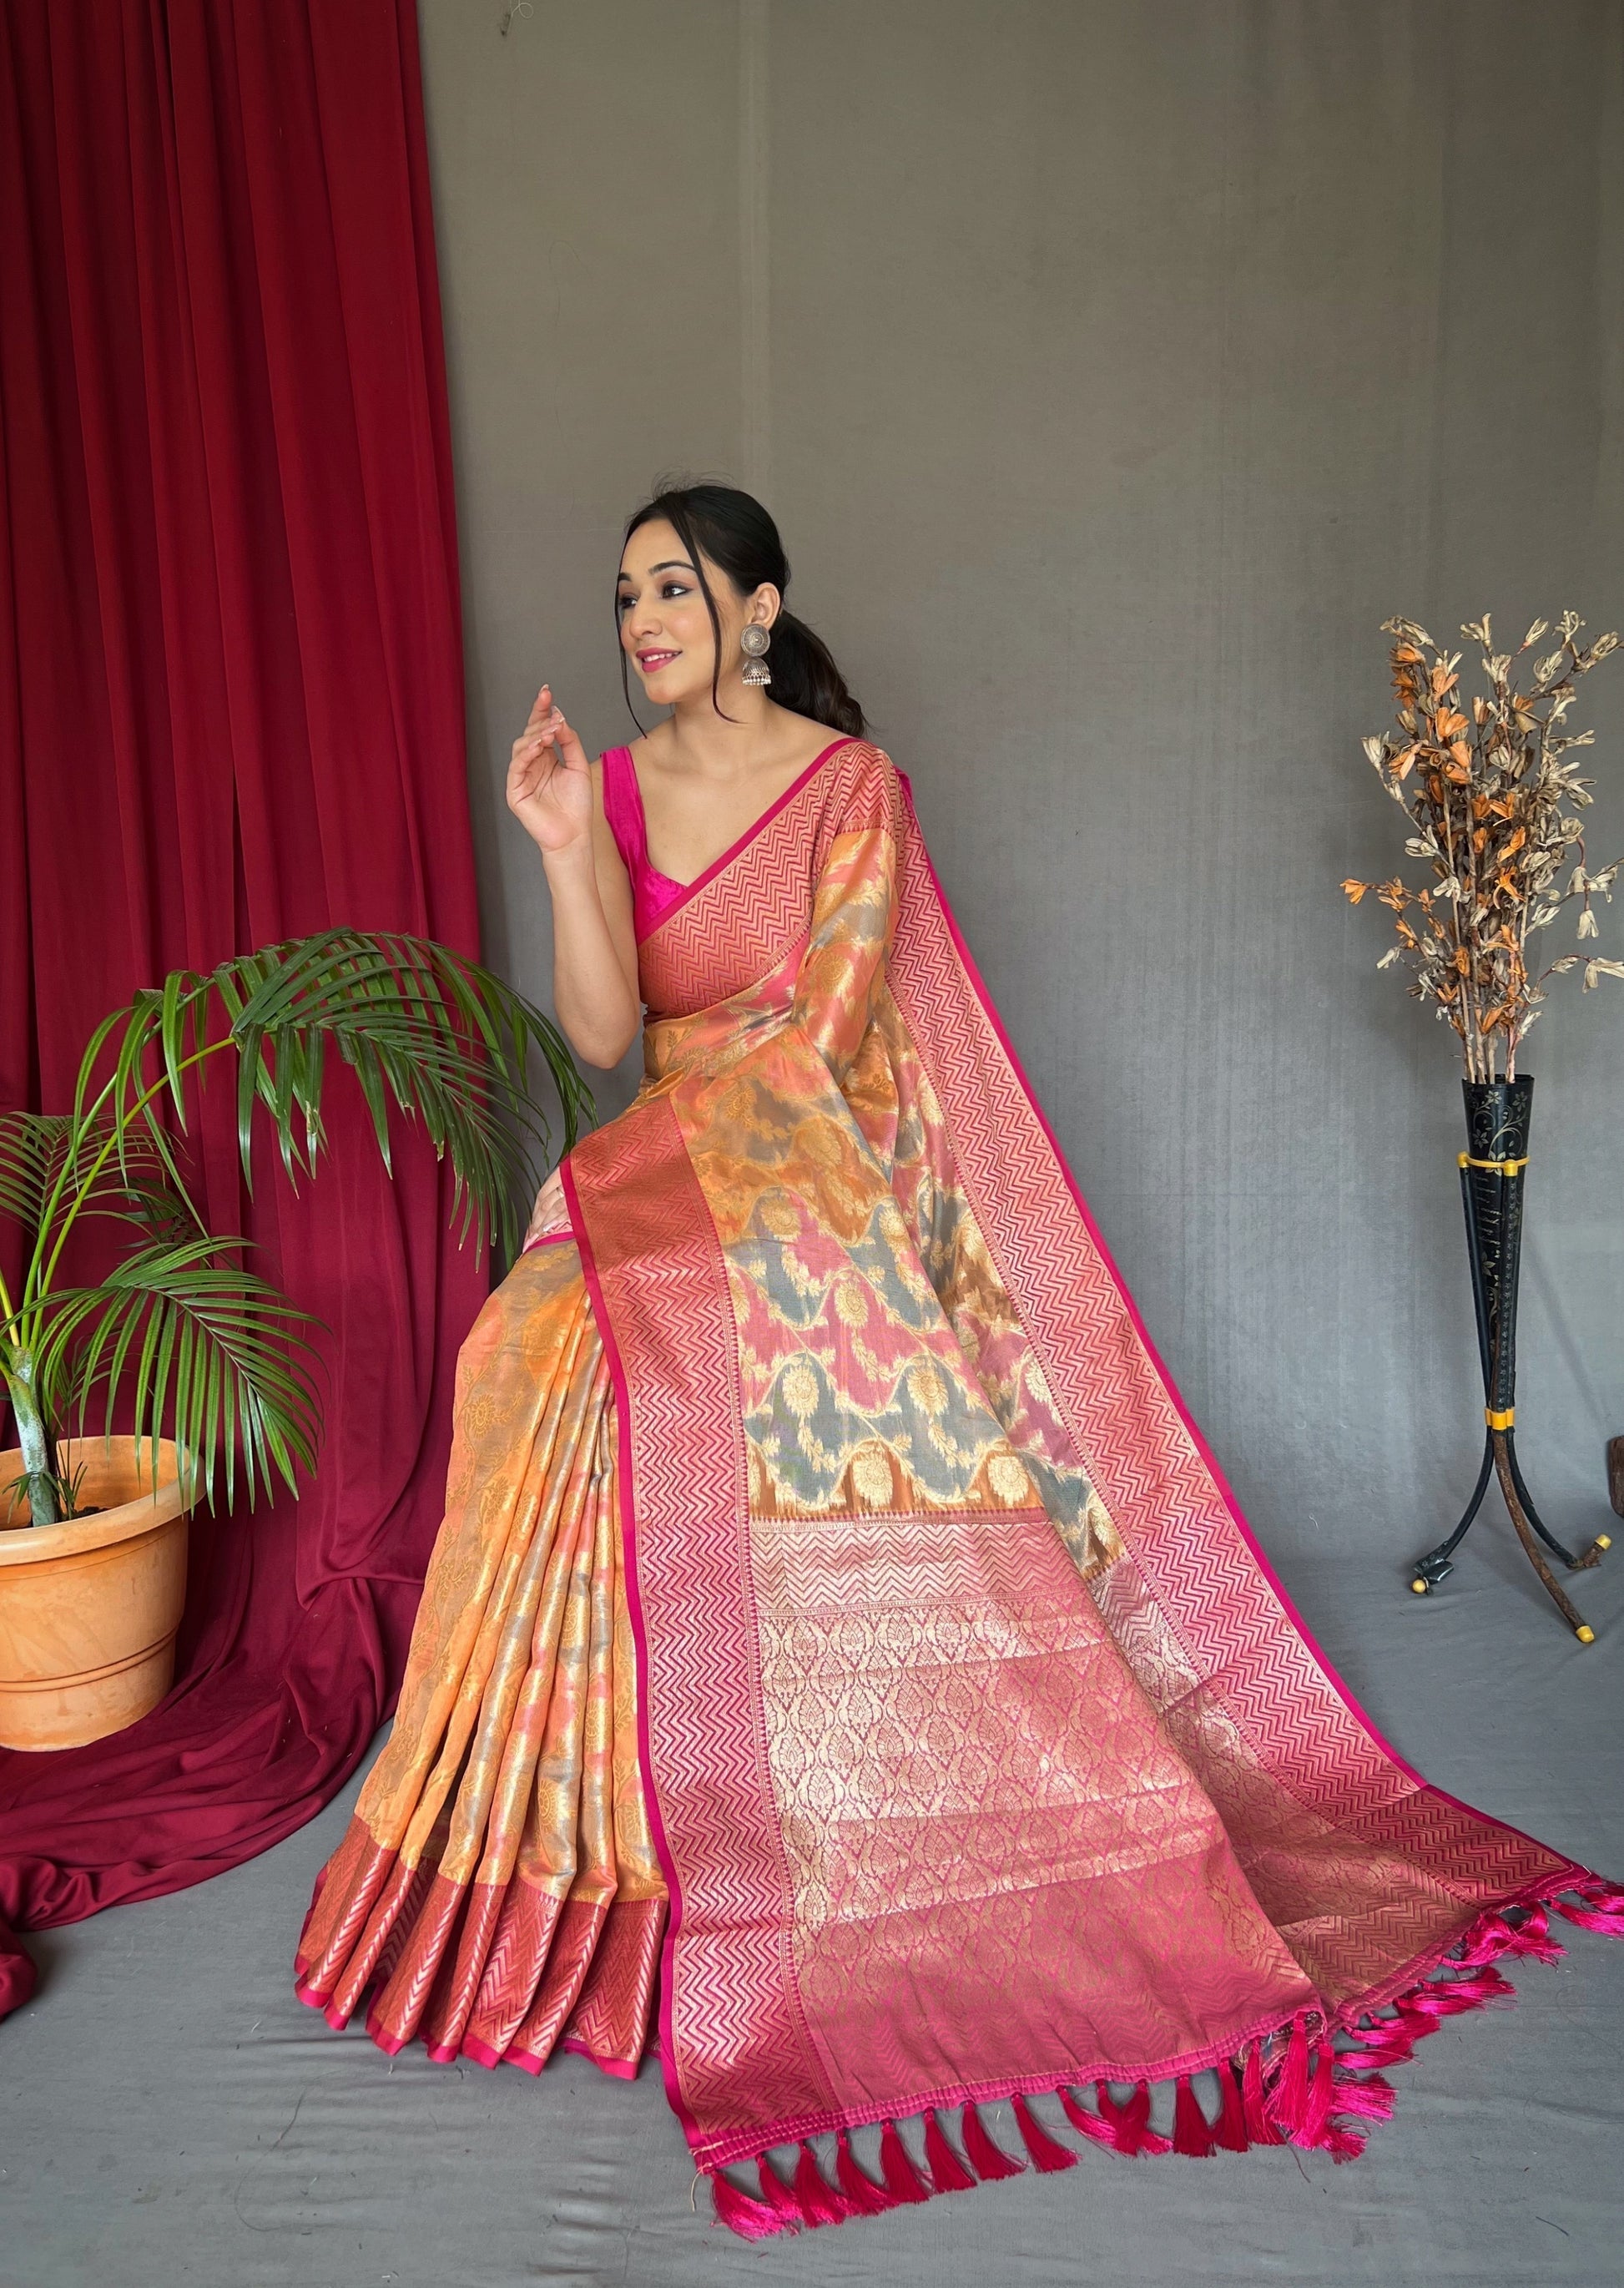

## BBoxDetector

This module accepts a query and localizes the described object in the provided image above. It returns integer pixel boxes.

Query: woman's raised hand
[507,685,593,855]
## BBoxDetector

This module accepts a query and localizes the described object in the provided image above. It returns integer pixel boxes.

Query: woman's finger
[514,729,562,768]
[552,720,591,771]
[510,735,561,782]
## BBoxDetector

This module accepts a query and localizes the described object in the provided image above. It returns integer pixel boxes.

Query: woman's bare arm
[507,685,641,1070]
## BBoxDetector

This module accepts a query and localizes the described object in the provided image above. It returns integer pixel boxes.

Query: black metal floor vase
[1410,1076,1611,1637]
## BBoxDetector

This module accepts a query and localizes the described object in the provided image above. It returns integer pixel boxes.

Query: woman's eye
[615,593,633,615]
[661,582,689,599]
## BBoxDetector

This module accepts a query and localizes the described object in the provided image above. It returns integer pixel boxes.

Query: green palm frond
[108,1180,204,1246]
[83,931,592,1260]
[6,929,591,1524]
[0,1112,66,1236]
[0,1110,199,1250]
[33,1237,322,1513]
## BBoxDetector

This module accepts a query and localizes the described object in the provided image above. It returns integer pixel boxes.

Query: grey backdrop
[9,8,1622,2286]
[425,0,1624,1583]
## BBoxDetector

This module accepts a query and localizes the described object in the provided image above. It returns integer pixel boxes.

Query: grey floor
[3,1538,1622,2288]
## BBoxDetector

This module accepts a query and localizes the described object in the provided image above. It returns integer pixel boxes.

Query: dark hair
[618,482,865,738]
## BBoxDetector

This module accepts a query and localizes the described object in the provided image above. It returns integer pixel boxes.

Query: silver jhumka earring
[739,624,772,686]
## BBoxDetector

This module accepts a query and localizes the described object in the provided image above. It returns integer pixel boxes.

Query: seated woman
[294,483,1621,2235]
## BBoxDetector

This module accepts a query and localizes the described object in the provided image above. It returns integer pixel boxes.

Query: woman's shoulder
[817,734,907,833]
[825,730,900,783]
[833,733,893,767]
[593,738,636,776]
[589,746,641,875]
[593,741,643,801]
[805,720,891,770]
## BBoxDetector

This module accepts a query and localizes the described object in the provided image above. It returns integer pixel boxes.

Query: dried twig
[1344,613,1621,1080]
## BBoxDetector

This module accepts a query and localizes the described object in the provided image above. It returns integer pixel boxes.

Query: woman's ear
[749,582,783,630]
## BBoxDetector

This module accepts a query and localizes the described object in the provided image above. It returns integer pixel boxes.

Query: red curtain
[0,0,486,2019]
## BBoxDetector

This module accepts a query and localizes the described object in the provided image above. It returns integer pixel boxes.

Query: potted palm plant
[0,930,590,1750]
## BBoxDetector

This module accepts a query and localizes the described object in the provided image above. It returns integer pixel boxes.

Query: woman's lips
[636,649,678,670]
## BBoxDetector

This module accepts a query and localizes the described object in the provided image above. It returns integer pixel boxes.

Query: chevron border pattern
[886,787,1564,1903]
[570,1095,836,2149]
[638,741,890,1018]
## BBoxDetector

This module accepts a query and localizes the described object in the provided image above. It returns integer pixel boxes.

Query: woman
[295,484,1621,2235]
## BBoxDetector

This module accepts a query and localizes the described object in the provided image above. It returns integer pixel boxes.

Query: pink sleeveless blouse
[599,745,685,940]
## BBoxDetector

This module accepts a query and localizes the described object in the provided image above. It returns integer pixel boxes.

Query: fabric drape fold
[0,0,484,2018]
[298,734,1621,2237]
[295,1241,669,2080]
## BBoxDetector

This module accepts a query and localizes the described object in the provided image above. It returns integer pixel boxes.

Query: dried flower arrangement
[1343,613,1621,1081]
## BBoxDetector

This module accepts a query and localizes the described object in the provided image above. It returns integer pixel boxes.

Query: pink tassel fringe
[792,2140,855,2225]
[878,2119,933,2203]
[1095,2080,1173,2156]
[1173,2074,1216,2157]
[1267,2014,1311,2139]
[1214,2062,1249,2152]
[1242,2043,1284,2144]
[1012,2093,1077,2172]
[1332,2068,1395,2124]
[960,2103,1025,2181]
[710,2169,789,2240]
[1457,1902,1563,1967]
[834,2129,895,2215]
[1057,2085,1119,2147]
[923,2108,976,2192]
[1553,1879,1624,1935]
[709,1878,1621,2238]
[755,2152,804,2225]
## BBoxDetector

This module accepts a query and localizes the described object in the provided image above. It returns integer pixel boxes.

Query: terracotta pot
[0,1437,189,1751]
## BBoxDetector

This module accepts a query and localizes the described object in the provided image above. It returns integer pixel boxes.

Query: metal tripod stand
[1409,1076,1610,1638]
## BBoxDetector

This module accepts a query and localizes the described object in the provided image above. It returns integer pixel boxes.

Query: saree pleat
[294,1241,666,2073]
[554,1445,671,2077]
[414,1384,604,2061]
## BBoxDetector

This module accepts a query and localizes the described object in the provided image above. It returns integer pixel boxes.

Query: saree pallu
[296,739,1622,2234]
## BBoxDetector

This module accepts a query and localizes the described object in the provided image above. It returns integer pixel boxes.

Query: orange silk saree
[295,739,1622,2235]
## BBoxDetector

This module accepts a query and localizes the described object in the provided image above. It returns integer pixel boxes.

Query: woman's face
[616,518,776,711]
